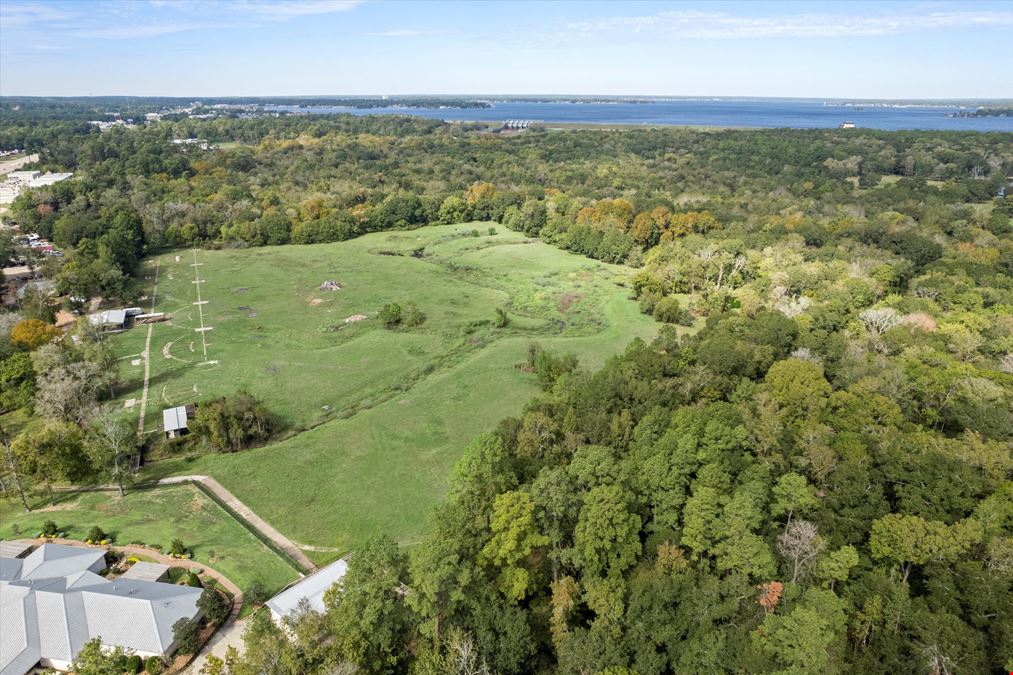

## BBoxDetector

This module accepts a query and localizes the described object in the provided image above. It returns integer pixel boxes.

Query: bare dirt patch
[558,292,584,313]
[308,298,324,306]
[343,314,367,323]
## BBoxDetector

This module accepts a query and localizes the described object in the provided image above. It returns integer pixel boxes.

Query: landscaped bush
[124,654,143,673]
[41,520,58,537]
[197,588,231,625]
[145,657,164,674]
[170,538,188,556]
[86,525,107,542]
[171,618,200,655]
[245,580,267,605]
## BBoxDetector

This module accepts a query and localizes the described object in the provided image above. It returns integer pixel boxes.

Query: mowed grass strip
[0,484,299,595]
[110,224,658,552]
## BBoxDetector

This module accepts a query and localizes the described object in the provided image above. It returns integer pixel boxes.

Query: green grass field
[0,485,298,595]
[81,224,659,556]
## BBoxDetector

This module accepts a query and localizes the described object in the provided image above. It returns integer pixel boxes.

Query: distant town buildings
[171,138,213,151]
[0,170,73,204]
[88,119,136,131]
[500,120,534,131]
[839,121,857,129]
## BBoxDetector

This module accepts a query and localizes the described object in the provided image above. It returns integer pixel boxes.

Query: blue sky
[1,0,1011,98]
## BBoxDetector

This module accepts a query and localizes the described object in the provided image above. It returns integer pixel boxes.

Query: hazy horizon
[3,94,1013,103]
[2,1,1012,99]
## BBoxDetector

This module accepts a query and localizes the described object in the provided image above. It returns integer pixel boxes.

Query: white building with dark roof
[0,543,202,674]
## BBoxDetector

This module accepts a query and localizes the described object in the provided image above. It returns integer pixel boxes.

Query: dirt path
[0,153,39,176]
[137,260,161,433]
[183,616,249,674]
[291,541,341,553]
[15,537,243,618]
[49,475,317,574]
[157,475,317,573]
[18,535,244,595]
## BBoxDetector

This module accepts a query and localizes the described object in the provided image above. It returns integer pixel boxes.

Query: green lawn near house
[0,484,299,596]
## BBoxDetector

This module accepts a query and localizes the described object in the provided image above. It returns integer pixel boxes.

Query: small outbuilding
[163,405,191,439]
[2,266,35,281]
[88,308,128,331]
[120,561,170,582]
[266,558,348,624]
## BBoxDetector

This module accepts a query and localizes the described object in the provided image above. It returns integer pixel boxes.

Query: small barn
[163,405,191,439]
[88,308,128,331]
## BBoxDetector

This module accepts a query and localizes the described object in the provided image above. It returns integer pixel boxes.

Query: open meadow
[70,224,658,556]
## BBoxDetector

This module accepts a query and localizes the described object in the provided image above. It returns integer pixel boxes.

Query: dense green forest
[2,109,1011,673]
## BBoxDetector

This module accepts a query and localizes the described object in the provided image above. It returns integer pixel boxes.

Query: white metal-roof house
[162,406,190,439]
[0,543,202,674]
[87,309,127,331]
[266,558,348,624]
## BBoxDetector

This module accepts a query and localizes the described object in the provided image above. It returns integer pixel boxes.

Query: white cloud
[233,0,364,19]
[566,9,1013,39]
[1,0,366,42]
[367,28,443,37]
[69,22,205,39]
[0,2,76,28]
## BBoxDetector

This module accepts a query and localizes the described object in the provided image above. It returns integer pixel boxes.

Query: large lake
[268,99,1013,132]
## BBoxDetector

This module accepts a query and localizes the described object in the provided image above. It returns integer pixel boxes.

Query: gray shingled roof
[0,544,201,674]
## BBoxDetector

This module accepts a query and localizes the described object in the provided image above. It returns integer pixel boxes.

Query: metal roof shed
[163,406,189,438]
[266,558,348,621]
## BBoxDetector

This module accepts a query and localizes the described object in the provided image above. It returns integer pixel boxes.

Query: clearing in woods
[109,223,662,554]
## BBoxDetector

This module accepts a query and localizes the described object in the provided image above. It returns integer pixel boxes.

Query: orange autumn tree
[11,319,62,351]
[758,580,783,613]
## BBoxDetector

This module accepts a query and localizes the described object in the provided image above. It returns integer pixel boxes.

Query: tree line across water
[1,108,1011,673]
